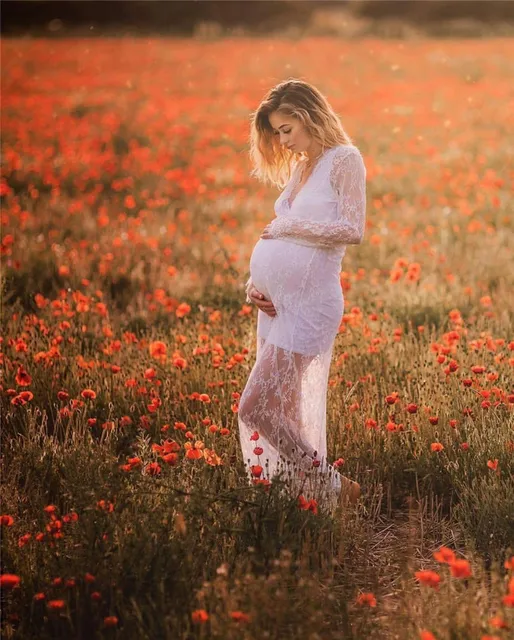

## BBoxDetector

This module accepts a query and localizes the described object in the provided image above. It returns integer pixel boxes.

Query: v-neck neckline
[285,147,336,209]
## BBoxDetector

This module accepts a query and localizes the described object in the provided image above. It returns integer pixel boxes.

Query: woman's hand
[248,284,277,317]
[260,223,275,240]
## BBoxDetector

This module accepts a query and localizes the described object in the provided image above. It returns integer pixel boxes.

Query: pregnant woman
[238,79,366,509]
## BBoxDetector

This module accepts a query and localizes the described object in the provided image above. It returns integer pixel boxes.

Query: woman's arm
[269,148,366,249]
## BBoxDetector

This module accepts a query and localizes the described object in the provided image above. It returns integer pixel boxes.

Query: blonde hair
[248,78,353,189]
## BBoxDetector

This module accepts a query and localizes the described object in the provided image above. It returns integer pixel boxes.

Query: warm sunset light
[1,2,513,638]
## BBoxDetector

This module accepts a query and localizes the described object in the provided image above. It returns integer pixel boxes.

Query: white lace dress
[238,144,367,507]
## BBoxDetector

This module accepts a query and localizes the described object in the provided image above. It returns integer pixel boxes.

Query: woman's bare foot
[338,476,361,507]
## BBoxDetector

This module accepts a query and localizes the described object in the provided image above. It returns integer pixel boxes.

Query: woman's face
[269,112,312,154]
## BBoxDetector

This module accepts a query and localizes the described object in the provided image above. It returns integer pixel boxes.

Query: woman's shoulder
[331,144,362,158]
[328,145,366,189]
[329,144,365,170]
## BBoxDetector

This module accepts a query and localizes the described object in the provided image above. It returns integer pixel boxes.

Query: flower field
[1,36,513,639]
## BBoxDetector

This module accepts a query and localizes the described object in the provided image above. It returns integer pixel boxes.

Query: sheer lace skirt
[238,331,344,509]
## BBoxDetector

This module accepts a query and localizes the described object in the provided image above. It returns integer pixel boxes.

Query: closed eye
[274,130,291,135]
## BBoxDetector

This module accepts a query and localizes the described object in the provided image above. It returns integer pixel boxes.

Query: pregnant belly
[249,238,339,304]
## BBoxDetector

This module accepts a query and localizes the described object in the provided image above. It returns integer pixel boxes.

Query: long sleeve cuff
[269,215,364,249]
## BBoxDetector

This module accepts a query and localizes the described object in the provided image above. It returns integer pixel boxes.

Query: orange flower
[0,515,14,526]
[186,447,203,460]
[162,440,180,453]
[365,418,378,430]
[251,464,263,478]
[471,365,486,374]
[307,499,318,514]
[104,616,118,627]
[415,570,441,590]
[0,574,20,589]
[502,593,514,607]
[449,559,472,579]
[47,599,66,611]
[15,365,32,386]
[420,632,437,640]
[18,533,31,547]
[430,442,444,452]
[298,495,318,514]
[489,616,509,630]
[230,611,251,623]
[394,257,409,269]
[173,357,187,369]
[144,462,161,476]
[162,453,179,465]
[149,341,167,358]
[97,500,114,513]
[191,609,209,624]
[487,459,499,471]
[356,592,377,607]
[252,477,271,490]
[433,546,456,564]
[176,303,191,318]
[238,304,253,317]
[81,388,97,400]
[203,448,223,466]
[504,556,514,570]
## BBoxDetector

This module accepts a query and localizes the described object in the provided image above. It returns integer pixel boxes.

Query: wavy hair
[248,78,353,189]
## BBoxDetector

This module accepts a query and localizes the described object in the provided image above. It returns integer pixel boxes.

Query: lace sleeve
[270,148,367,249]
[244,276,253,303]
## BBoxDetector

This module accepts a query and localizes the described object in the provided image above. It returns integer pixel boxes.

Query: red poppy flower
[0,574,20,589]
[415,570,441,589]
[449,559,472,579]
[251,465,263,478]
[356,592,377,607]
[191,609,209,623]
